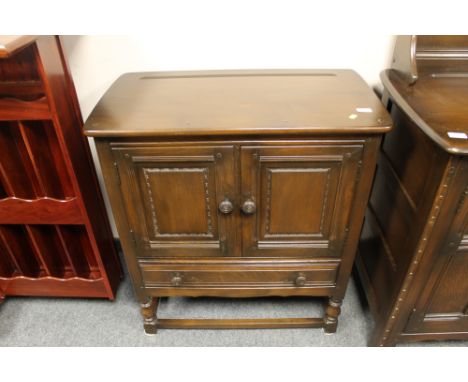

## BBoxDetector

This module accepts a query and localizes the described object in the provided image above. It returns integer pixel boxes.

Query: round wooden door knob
[218,198,234,214]
[295,276,306,286]
[241,199,256,215]
[171,275,182,286]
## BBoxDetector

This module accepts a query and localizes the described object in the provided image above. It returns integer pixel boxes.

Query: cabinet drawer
[140,260,339,295]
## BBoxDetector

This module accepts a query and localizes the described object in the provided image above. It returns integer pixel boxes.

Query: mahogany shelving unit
[0,35,122,301]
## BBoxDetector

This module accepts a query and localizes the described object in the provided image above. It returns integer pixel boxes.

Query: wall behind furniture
[62,35,396,120]
[61,34,396,236]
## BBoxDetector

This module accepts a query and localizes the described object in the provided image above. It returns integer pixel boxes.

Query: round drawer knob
[241,199,256,215]
[171,275,182,286]
[218,198,234,214]
[295,275,306,287]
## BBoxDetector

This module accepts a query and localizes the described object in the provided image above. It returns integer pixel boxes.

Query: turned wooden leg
[140,297,159,334]
[323,298,342,333]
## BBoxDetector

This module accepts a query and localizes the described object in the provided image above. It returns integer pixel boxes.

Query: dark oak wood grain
[85,70,390,334]
[381,69,468,154]
[85,70,391,137]
[356,35,468,346]
[0,35,122,300]
[155,317,324,330]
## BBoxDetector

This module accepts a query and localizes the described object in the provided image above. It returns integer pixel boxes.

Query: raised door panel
[405,175,468,335]
[425,245,468,313]
[240,143,363,257]
[406,245,468,334]
[113,145,236,257]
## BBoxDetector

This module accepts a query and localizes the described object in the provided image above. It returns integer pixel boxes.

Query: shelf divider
[25,225,63,277]
[0,121,37,198]
[0,225,39,277]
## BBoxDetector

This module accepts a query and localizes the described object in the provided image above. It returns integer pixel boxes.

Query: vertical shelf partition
[0,120,73,199]
[0,36,121,301]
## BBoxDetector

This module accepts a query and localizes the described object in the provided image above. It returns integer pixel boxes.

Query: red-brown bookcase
[0,35,122,301]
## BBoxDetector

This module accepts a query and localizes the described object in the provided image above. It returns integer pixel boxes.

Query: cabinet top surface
[84,70,391,138]
[0,35,38,58]
[382,69,468,155]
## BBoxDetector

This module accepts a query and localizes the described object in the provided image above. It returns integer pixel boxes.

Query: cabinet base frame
[140,297,336,334]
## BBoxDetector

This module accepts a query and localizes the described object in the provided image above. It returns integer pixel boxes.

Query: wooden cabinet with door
[356,36,468,346]
[85,70,391,334]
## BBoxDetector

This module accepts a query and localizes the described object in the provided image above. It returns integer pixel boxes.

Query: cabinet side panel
[94,139,146,301]
[357,102,447,338]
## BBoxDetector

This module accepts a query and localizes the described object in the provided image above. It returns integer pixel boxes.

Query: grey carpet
[0,265,466,346]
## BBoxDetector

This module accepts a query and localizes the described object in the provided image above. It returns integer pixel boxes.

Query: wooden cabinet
[0,36,122,300]
[356,36,468,346]
[85,70,391,334]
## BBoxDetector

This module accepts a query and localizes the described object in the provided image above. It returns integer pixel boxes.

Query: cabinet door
[405,220,468,334]
[240,143,363,258]
[113,145,237,257]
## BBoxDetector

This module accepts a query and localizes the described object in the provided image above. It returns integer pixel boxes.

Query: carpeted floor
[0,263,466,346]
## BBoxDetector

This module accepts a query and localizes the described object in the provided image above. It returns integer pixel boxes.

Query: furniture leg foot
[323,298,342,333]
[141,297,159,334]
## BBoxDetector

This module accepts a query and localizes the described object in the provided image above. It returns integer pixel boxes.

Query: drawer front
[140,260,339,292]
